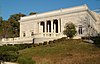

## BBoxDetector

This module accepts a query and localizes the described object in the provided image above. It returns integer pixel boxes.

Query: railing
[1,37,33,44]
[38,33,61,37]
[1,62,18,64]
[1,33,62,44]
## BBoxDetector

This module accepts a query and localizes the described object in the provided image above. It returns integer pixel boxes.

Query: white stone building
[1,4,100,44]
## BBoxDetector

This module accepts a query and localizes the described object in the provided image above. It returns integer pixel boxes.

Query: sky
[0,0,100,20]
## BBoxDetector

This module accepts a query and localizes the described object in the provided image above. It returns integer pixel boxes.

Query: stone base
[34,37,62,44]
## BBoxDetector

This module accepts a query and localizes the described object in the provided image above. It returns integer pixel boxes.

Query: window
[78,25,82,34]
[23,33,25,37]
[31,32,34,36]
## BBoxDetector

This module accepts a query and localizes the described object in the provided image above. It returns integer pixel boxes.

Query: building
[1,4,100,44]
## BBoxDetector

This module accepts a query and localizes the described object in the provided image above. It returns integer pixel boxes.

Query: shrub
[0,46,18,52]
[48,41,53,44]
[90,36,100,47]
[26,44,33,48]
[43,41,47,45]
[53,40,57,43]
[60,37,67,41]
[0,46,19,62]
[14,44,32,50]
[63,22,77,39]
[33,44,39,47]
[39,43,43,46]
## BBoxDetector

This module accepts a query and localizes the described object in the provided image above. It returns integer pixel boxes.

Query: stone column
[45,21,47,36]
[58,19,60,33]
[54,24,56,33]
[51,21,53,33]
[48,24,49,33]
[38,22,40,33]
[54,23,56,37]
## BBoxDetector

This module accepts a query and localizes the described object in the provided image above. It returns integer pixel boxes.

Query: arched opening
[40,22,45,32]
[53,19,58,33]
[47,20,51,32]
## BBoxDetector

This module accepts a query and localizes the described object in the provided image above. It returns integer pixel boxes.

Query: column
[58,19,60,33]
[45,21,47,36]
[51,21,53,33]
[48,24,49,33]
[54,24,56,33]
[38,22,40,33]
[54,24,56,37]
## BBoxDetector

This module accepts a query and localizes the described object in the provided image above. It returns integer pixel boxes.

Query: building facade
[1,4,100,44]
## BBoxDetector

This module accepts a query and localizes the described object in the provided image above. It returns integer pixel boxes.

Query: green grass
[19,38,100,64]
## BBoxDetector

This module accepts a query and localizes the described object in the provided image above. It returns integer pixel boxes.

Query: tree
[8,13,26,37]
[63,22,77,39]
[1,20,11,38]
[8,13,26,21]
[0,17,3,26]
[0,17,4,38]
[0,13,26,38]
[29,12,36,15]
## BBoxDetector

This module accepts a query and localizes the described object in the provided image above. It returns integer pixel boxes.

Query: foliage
[14,44,32,50]
[0,46,19,62]
[8,13,26,21]
[0,51,18,62]
[63,22,77,38]
[90,36,100,47]
[43,41,48,45]
[0,17,3,26]
[0,44,33,63]
[29,12,36,15]
[0,46,19,51]
[0,13,26,38]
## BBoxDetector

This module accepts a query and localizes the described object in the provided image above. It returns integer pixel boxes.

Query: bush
[60,37,67,41]
[63,23,76,39]
[33,44,39,47]
[0,46,19,62]
[3,51,18,62]
[14,44,32,50]
[39,43,43,46]
[14,44,26,50]
[53,40,57,43]
[0,44,33,62]
[0,46,18,52]
[90,36,100,47]
[90,36,100,43]
[48,41,53,44]
[43,41,47,45]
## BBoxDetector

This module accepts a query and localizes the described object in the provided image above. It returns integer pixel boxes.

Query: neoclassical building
[1,4,100,44]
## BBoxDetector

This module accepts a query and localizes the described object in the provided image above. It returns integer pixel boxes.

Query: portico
[38,19,61,37]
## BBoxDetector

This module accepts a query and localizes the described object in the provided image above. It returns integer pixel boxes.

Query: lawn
[19,38,100,64]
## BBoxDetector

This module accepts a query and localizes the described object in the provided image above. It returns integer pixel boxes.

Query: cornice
[19,4,89,22]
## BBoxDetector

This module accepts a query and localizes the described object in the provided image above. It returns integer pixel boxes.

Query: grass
[19,38,100,64]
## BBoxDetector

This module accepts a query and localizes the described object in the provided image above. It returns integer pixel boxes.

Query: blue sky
[0,0,100,20]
